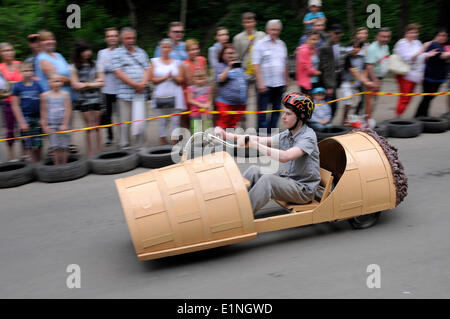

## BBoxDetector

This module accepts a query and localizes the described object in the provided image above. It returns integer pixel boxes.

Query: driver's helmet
[282,92,315,121]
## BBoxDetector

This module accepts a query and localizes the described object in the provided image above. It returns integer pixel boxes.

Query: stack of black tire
[384,115,449,138]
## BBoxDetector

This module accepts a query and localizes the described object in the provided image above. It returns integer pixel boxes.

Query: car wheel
[315,126,352,141]
[348,212,381,229]
[0,161,35,188]
[36,154,89,183]
[89,150,138,174]
[385,119,423,138]
[416,116,448,134]
[139,145,179,168]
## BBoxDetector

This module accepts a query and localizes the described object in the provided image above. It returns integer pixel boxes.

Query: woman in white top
[394,24,434,117]
[150,38,185,145]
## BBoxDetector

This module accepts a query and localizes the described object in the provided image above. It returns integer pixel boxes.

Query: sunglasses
[171,30,184,34]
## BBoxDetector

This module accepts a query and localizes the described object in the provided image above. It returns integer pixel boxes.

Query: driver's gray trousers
[243,165,313,213]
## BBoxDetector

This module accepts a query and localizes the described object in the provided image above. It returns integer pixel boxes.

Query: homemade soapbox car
[115,130,407,261]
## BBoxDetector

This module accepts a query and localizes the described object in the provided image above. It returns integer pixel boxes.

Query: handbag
[155,96,175,109]
[388,43,411,75]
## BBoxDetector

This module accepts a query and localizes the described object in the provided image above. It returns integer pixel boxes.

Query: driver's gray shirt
[272,124,320,196]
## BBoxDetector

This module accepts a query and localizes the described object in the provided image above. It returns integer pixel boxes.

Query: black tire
[315,126,352,141]
[36,154,89,183]
[385,119,423,138]
[89,150,138,175]
[374,123,389,138]
[68,144,80,154]
[348,212,381,229]
[416,116,448,134]
[139,145,179,168]
[440,113,450,130]
[0,161,35,188]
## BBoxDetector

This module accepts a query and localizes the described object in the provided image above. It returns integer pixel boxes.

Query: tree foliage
[0,0,446,61]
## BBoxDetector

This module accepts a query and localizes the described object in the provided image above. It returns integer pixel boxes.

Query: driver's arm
[249,138,304,163]
[215,126,273,146]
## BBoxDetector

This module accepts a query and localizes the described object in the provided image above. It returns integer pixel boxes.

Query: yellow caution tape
[1,91,448,142]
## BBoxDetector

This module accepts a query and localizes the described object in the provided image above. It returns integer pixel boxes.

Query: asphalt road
[1,129,449,299]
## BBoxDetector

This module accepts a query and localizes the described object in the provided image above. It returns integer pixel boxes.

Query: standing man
[208,27,230,70]
[233,12,265,128]
[24,34,41,69]
[319,23,345,119]
[97,27,120,146]
[364,27,391,126]
[253,19,288,134]
[112,27,151,149]
[298,19,328,49]
[154,22,188,61]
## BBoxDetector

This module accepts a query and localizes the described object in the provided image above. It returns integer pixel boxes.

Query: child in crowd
[308,87,332,131]
[11,62,44,163]
[303,0,326,32]
[40,73,72,165]
[186,70,212,134]
[341,39,373,124]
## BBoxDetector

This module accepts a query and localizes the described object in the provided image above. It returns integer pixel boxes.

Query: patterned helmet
[282,92,315,120]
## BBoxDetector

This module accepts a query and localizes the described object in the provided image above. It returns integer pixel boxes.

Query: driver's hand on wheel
[236,135,252,148]
[214,126,226,139]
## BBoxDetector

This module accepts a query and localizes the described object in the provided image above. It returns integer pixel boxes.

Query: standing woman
[35,30,72,98]
[353,27,370,56]
[296,31,321,96]
[393,24,433,117]
[70,41,104,157]
[214,44,247,129]
[0,42,23,161]
[415,29,449,118]
[150,39,185,145]
[183,39,207,86]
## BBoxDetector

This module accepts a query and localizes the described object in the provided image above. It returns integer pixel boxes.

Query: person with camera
[214,43,247,129]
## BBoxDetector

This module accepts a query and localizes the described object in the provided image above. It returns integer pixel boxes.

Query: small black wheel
[348,212,381,229]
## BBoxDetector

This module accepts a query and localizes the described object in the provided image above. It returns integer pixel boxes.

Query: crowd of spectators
[0,0,449,164]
